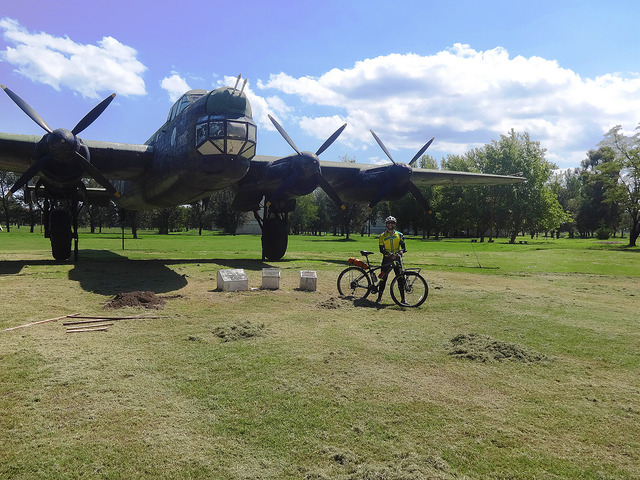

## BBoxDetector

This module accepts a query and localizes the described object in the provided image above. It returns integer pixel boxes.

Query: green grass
[0,229,638,479]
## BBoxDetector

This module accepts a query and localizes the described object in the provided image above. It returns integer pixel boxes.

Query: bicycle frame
[337,250,429,307]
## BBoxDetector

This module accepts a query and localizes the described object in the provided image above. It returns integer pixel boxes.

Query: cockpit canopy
[166,89,207,123]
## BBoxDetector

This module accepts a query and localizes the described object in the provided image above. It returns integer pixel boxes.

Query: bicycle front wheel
[390,272,428,307]
[337,266,372,299]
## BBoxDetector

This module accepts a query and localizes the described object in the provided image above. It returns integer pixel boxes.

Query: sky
[0,0,638,170]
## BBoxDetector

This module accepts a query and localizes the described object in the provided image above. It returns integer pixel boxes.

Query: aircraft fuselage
[114,88,256,209]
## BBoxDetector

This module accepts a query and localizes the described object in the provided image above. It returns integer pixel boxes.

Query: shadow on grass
[1,249,361,295]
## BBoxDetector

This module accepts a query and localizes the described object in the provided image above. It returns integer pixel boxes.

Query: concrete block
[261,268,281,290]
[299,270,317,291]
[217,269,249,292]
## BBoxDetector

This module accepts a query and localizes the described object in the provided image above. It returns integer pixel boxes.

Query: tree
[483,130,559,243]
[550,169,581,237]
[290,193,318,234]
[575,147,621,237]
[188,199,212,235]
[597,125,640,247]
[0,171,25,232]
[334,155,369,239]
[210,187,247,235]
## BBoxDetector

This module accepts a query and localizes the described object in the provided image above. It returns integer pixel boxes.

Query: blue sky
[0,0,638,170]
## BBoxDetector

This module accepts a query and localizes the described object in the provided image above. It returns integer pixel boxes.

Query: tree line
[1,126,638,247]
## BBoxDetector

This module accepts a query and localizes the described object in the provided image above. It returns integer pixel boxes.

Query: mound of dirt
[449,333,547,363]
[318,297,345,309]
[104,291,166,310]
[213,320,265,342]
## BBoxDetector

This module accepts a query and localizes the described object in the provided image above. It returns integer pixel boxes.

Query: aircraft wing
[0,133,154,180]
[409,168,524,186]
[314,160,524,186]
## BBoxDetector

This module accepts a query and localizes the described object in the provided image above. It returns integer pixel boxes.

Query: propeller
[1,86,119,198]
[267,115,346,209]
[369,130,435,213]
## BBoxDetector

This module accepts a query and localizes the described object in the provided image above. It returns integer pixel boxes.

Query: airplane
[0,75,524,262]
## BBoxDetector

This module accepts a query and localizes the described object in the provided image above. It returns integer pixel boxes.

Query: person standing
[376,216,408,305]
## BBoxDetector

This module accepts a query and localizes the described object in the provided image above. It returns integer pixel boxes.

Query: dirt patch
[104,291,167,310]
[318,297,346,309]
[213,320,265,342]
[449,333,547,363]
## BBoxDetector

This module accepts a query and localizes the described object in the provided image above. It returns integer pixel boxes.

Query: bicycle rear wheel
[390,272,428,307]
[337,266,372,299]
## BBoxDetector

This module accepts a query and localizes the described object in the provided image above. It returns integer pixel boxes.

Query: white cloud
[160,74,191,102]
[214,75,293,134]
[258,44,640,168]
[0,17,146,99]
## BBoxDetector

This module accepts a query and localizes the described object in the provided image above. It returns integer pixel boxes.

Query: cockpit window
[195,116,257,159]
[227,121,246,139]
[209,121,225,137]
[167,89,207,123]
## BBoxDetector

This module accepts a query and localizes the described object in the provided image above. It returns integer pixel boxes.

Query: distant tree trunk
[1,197,10,232]
[629,219,639,247]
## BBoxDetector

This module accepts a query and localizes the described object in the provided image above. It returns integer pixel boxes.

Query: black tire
[50,210,72,261]
[337,266,371,299]
[262,217,288,260]
[390,272,428,307]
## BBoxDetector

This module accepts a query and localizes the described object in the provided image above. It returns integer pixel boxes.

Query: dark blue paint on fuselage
[113,88,254,210]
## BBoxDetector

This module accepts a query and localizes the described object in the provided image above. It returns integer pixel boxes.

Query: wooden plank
[66,323,113,330]
[4,313,80,332]
[62,315,166,325]
[66,327,109,333]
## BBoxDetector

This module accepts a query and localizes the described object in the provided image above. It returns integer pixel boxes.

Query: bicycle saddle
[360,250,374,256]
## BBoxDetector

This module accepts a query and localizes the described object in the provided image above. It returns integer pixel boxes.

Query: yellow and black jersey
[379,230,405,255]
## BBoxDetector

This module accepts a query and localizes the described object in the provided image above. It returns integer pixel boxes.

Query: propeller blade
[266,171,300,206]
[268,114,301,155]
[408,137,434,167]
[315,123,347,156]
[75,151,120,198]
[72,93,116,135]
[1,85,53,133]
[370,130,397,165]
[5,155,49,197]
[316,173,345,209]
[408,181,432,214]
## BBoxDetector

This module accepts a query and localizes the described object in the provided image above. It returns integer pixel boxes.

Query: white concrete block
[299,270,317,291]
[217,269,249,292]
[262,268,281,290]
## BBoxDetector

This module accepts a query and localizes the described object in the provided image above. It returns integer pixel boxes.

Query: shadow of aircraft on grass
[67,250,189,295]
[2,249,347,296]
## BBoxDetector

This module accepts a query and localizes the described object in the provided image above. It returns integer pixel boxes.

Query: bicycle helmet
[385,216,397,223]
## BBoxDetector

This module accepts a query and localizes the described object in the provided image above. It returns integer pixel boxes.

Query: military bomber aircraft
[0,76,524,261]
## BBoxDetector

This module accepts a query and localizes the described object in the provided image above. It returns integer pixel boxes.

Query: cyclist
[376,216,408,305]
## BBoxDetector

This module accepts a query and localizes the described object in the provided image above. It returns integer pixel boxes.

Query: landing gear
[37,187,85,262]
[254,200,293,261]
[49,210,72,261]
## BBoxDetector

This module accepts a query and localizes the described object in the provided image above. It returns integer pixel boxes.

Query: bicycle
[337,250,428,307]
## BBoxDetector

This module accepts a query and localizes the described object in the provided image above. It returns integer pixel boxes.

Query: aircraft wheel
[50,210,72,261]
[262,217,288,260]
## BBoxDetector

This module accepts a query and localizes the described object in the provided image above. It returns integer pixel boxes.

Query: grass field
[1,229,638,479]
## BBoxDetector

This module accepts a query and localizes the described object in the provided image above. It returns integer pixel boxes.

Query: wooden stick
[66,327,108,333]
[66,323,113,330]
[4,313,80,332]
[62,315,166,325]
